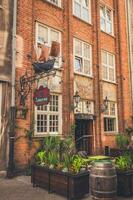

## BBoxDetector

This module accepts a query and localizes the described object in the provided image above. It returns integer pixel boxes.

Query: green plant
[71,155,85,173]
[60,135,75,170]
[36,151,46,166]
[47,152,59,168]
[116,134,129,149]
[43,136,60,153]
[115,155,131,171]
[22,106,28,119]
[25,129,33,140]
[125,127,133,137]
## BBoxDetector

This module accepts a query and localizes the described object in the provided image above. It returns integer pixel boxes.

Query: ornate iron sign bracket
[19,68,56,107]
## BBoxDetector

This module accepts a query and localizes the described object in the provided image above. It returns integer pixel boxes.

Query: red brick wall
[15,0,132,169]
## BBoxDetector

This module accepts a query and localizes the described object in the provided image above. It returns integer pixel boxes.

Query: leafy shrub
[115,155,132,171]
[71,155,85,173]
[47,152,59,168]
[116,134,129,149]
[36,151,46,166]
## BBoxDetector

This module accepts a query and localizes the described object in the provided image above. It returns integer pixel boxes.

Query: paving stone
[0,176,132,200]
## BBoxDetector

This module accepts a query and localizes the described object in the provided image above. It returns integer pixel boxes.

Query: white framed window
[102,51,115,83]
[104,101,118,133]
[36,22,61,68]
[35,94,62,135]
[46,0,61,7]
[73,0,91,23]
[75,100,94,114]
[0,84,2,133]
[100,5,113,35]
[74,38,92,76]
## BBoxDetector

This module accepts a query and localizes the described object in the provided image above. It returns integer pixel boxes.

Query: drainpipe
[7,0,17,178]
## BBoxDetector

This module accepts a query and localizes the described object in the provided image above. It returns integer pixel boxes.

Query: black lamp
[73,91,81,109]
[101,96,109,113]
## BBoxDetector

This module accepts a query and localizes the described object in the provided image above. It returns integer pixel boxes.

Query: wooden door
[75,119,93,154]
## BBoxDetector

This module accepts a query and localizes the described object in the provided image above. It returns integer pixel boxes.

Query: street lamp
[101,96,109,113]
[73,91,81,109]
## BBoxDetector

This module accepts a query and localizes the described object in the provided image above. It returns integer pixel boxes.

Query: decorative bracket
[19,68,56,107]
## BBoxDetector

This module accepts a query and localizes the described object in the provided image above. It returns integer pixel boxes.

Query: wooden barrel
[90,161,117,200]
[49,41,60,57]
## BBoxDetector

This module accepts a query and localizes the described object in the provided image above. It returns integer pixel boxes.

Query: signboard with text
[33,86,50,106]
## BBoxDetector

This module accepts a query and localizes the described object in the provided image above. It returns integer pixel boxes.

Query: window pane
[49,115,58,132]
[84,59,90,74]
[110,102,116,116]
[75,57,82,72]
[82,7,89,21]
[100,7,105,18]
[100,18,106,31]
[106,9,111,22]
[74,2,81,18]
[108,54,114,66]
[50,95,59,112]
[109,68,115,81]
[38,25,48,44]
[51,30,59,42]
[102,52,107,64]
[82,0,89,7]
[75,40,82,55]
[106,22,112,34]
[37,105,47,111]
[103,65,108,79]
[83,44,90,58]
[104,117,116,132]
[37,114,47,132]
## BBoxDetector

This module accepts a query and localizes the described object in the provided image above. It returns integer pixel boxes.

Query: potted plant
[115,153,133,197]
[31,135,89,199]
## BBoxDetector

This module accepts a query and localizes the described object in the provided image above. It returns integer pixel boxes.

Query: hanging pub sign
[33,86,50,106]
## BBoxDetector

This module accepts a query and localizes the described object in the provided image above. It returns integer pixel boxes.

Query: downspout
[7,0,17,178]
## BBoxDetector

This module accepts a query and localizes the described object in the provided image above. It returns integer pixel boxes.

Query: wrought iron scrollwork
[19,68,56,107]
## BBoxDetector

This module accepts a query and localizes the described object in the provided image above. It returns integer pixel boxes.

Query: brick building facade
[15,0,132,170]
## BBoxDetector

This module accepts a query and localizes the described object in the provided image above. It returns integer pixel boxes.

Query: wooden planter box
[31,165,50,190]
[117,170,133,197]
[31,165,89,199]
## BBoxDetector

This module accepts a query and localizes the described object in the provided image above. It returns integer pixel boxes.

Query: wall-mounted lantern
[73,91,81,109]
[101,96,109,113]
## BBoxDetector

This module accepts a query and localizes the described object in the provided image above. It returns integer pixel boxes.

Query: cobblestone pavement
[0,176,132,200]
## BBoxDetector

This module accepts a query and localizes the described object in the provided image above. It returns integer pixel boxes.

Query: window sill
[101,79,117,85]
[100,30,115,39]
[73,15,92,27]
[34,133,62,137]
[43,0,63,10]
[104,132,117,136]
[74,72,93,79]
